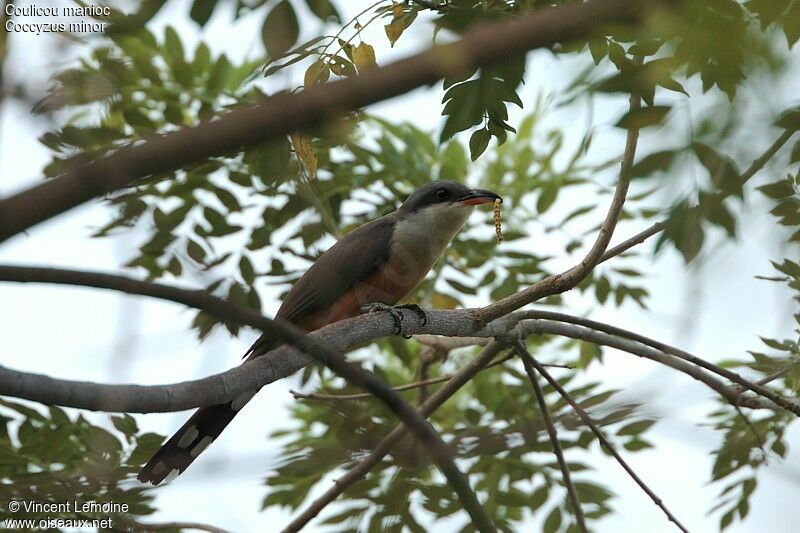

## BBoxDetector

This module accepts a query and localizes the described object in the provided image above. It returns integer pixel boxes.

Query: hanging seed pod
[493,198,504,243]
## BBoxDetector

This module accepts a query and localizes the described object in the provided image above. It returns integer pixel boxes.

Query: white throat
[392,202,474,270]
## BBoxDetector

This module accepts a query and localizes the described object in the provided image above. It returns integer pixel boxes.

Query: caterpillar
[493,198,504,243]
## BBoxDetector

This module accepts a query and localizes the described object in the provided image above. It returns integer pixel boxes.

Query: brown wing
[243,214,396,359]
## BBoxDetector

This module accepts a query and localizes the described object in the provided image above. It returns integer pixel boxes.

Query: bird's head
[398,180,501,215]
[396,180,502,233]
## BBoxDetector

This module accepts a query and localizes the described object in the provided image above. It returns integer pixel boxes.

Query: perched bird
[138,180,501,484]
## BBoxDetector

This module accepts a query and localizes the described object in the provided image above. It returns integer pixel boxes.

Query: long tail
[137,398,250,484]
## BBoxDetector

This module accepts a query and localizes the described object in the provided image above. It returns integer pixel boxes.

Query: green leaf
[262,0,300,59]
[187,239,206,263]
[544,507,562,533]
[617,419,656,436]
[775,106,800,130]
[757,179,794,200]
[439,141,468,180]
[304,0,341,23]
[692,143,742,197]
[701,193,737,238]
[537,182,558,213]
[469,128,491,161]
[656,202,705,263]
[240,256,256,285]
[208,54,232,94]
[784,1,800,46]
[627,149,678,179]
[615,105,671,130]
[245,136,292,183]
[190,0,217,26]
[164,26,185,63]
[595,275,611,304]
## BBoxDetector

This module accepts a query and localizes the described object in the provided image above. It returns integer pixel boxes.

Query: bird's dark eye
[435,188,449,201]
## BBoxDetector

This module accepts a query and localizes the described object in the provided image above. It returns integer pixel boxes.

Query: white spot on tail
[152,461,166,476]
[190,436,214,457]
[177,426,199,448]
[164,468,181,483]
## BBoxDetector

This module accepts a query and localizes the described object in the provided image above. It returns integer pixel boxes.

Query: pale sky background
[0,1,798,532]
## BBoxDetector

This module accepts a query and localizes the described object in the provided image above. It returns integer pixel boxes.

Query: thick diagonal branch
[0,268,491,529]
[283,341,505,532]
[0,0,657,243]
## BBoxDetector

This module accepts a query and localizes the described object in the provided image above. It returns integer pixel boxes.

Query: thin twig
[511,339,587,532]
[515,346,690,533]
[733,404,766,456]
[599,219,667,261]
[739,127,798,184]
[290,352,557,401]
[755,356,800,386]
[283,341,506,532]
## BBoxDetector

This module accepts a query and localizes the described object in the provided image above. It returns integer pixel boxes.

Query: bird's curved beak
[457,188,502,206]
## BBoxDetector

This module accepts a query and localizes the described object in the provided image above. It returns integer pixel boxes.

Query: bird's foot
[395,303,428,326]
[361,303,428,338]
[362,302,405,335]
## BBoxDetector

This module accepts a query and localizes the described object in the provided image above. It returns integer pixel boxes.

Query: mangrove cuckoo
[138,180,501,484]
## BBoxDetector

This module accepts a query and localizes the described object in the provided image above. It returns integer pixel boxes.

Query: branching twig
[479,78,643,323]
[519,319,799,413]
[511,339,586,532]
[755,357,800,386]
[514,344,690,533]
[599,219,667,261]
[520,311,800,416]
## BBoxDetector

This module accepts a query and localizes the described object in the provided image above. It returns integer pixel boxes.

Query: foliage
[3,0,800,531]
[0,400,163,526]
[265,336,656,531]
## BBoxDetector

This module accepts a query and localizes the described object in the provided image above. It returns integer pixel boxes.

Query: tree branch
[0,264,492,530]
[517,319,799,414]
[511,339,586,533]
[514,344,690,533]
[520,311,800,416]
[0,265,793,415]
[0,0,659,243]
[283,341,506,532]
